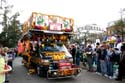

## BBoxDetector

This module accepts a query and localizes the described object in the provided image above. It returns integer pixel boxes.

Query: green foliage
[114,19,125,27]
[0,0,22,48]
[111,19,125,41]
[0,13,22,48]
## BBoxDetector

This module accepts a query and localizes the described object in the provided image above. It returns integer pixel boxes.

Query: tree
[0,0,22,47]
[111,19,125,41]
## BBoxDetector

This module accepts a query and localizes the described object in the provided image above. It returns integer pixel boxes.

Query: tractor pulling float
[18,12,81,79]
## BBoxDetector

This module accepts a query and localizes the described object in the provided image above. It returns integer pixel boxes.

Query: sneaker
[95,72,99,74]
[109,76,113,79]
[104,74,108,77]
[96,72,101,75]
[98,73,102,75]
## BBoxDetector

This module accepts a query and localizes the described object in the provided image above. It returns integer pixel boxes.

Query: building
[73,24,104,44]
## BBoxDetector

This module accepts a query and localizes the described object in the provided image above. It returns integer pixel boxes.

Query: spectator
[86,45,93,72]
[76,47,81,66]
[7,50,15,70]
[3,47,11,83]
[106,47,114,79]
[115,44,125,81]
[95,43,101,74]
[116,35,122,47]
[0,47,10,83]
[0,47,6,83]
[100,45,107,76]
[71,45,76,64]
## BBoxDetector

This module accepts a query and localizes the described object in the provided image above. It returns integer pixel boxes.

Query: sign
[62,19,70,30]
[31,12,74,32]
[49,23,61,31]
[35,14,49,27]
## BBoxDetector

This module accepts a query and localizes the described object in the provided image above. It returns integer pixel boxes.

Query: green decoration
[37,16,45,25]
[64,20,69,28]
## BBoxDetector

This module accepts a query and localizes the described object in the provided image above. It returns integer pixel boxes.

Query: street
[9,57,124,83]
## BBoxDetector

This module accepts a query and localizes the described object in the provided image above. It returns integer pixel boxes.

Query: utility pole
[119,8,125,41]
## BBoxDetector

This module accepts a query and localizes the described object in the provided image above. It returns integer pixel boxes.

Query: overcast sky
[0,0,125,32]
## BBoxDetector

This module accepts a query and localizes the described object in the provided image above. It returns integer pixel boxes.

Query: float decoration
[22,12,74,34]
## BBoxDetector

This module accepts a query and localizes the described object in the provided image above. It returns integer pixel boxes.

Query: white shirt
[117,42,122,51]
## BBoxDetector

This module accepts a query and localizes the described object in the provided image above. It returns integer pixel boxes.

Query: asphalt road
[8,57,125,83]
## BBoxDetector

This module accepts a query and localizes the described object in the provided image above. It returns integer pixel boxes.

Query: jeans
[76,58,80,66]
[5,73,9,83]
[97,59,101,73]
[93,54,98,65]
[106,61,113,76]
[117,62,125,80]
[87,56,93,71]
[100,60,107,75]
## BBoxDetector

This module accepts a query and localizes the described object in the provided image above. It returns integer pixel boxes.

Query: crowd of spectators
[69,35,125,81]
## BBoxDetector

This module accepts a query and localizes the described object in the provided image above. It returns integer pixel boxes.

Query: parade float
[18,12,81,79]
